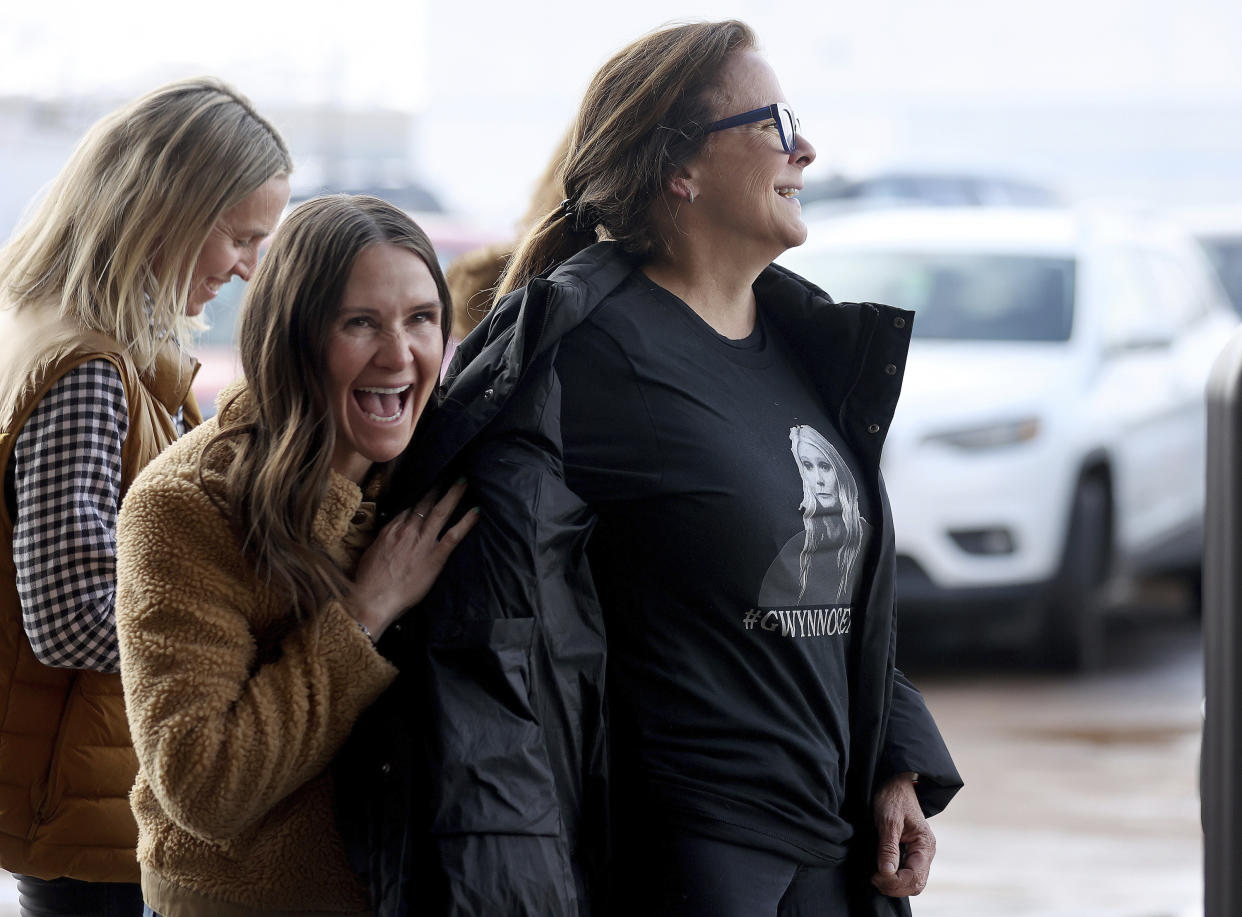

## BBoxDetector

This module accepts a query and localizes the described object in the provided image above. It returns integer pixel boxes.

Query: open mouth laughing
[353,384,412,423]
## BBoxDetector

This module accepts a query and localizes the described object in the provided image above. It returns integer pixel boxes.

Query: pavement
[0,613,1205,917]
[905,611,1204,917]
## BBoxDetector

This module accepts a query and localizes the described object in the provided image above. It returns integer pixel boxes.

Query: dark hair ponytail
[494,204,599,299]
[495,19,755,300]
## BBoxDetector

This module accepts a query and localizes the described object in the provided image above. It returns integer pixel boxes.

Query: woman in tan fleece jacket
[115,195,477,917]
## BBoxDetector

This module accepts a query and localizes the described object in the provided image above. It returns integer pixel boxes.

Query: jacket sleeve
[870,471,962,819]
[419,415,597,917]
[116,468,397,842]
[877,666,962,817]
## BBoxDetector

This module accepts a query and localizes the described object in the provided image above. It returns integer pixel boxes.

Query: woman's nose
[374,330,415,368]
[792,132,816,167]
[233,251,257,282]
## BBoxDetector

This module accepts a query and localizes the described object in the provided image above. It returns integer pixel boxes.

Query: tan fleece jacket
[116,388,398,916]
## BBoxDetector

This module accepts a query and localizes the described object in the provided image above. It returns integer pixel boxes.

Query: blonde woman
[0,78,290,916]
[793,424,867,604]
[115,195,476,917]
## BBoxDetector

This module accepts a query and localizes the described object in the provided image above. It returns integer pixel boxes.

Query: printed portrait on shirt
[758,424,869,607]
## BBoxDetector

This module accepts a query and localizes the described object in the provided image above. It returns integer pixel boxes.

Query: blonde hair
[790,425,864,604]
[203,195,451,619]
[0,77,291,424]
[496,20,755,300]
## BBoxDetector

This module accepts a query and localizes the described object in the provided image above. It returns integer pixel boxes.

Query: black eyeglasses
[705,102,801,154]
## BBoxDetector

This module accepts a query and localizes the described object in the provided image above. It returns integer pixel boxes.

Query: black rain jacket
[335,242,962,917]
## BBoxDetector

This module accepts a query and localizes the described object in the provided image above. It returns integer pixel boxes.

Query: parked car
[190,208,502,414]
[800,170,1061,215]
[778,206,1238,668]
[1173,204,1242,317]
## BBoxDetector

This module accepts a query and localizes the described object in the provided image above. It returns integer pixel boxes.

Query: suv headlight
[922,417,1041,450]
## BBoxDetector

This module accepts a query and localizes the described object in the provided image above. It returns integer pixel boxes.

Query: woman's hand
[871,771,935,898]
[348,480,479,641]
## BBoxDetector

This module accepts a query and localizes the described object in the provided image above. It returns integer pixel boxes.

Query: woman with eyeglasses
[0,78,290,917]
[340,20,961,917]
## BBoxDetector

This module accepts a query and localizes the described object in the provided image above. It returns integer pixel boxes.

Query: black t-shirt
[556,271,873,863]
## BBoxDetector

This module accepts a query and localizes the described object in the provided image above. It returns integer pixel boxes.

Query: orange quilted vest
[0,325,200,882]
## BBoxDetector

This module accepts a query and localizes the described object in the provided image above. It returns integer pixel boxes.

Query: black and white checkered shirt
[11,359,185,672]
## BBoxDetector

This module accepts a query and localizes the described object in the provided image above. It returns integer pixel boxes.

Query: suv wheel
[1041,477,1110,671]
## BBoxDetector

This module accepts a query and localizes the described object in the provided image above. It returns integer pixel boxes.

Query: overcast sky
[5,0,1241,103]
[3,0,1242,225]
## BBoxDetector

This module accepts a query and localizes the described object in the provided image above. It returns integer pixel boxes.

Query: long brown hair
[495,20,755,299]
[0,78,291,426]
[203,195,452,617]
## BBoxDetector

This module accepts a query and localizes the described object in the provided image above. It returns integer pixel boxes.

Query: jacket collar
[145,340,201,416]
[388,244,637,504]
[447,242,637,382]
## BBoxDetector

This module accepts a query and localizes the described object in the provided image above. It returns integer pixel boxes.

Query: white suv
[779,206,1237,668]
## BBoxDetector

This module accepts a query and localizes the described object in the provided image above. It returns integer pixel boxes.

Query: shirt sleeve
[11,359,129,672]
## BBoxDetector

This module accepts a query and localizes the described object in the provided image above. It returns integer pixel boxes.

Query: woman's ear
[667,166,697,204]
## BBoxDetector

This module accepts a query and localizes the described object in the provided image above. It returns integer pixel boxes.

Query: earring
[688,190,696,204]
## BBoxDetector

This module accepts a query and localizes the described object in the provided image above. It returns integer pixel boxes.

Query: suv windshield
[788,252,1076,342]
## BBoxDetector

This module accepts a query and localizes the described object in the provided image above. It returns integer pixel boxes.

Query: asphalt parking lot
[905,607,1203,917]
